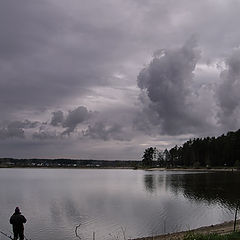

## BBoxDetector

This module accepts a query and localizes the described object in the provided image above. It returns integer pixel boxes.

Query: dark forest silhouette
[142,129,240,168]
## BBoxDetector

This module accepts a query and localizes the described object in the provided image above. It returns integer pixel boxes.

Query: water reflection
[1,169,239,240]
[144,175,156,192]
[143,171,240,209]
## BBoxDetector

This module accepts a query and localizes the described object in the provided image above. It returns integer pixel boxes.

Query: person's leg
[13,229,18,240]
[19,229,24,240]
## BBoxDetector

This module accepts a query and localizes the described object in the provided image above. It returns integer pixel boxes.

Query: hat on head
[15,207,20,213]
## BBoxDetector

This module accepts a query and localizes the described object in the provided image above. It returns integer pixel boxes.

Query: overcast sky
[1,0,240,160]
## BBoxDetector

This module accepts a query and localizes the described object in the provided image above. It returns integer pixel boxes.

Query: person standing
[10,207,27,240]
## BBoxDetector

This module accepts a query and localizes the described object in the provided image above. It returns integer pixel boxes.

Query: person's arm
[9,216,13,224]
[22,215,27,223]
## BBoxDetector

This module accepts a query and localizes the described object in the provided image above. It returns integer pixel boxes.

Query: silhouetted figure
[10,207,27,240]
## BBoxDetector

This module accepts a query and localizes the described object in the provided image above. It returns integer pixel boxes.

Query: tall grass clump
[184,232,240,240]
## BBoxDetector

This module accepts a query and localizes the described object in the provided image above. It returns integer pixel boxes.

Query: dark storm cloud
[0,120,39,140]
[45,106,93,136]
[62,106,91,135]
[137,37,207,135]
[8,120,39,129]
[37,105,134,141]
[30,106,94,139]
[0,0,135,116]
[51,111,64,127]
[217,49,240,129]
[2,0,240,159]
[83,122,130,141]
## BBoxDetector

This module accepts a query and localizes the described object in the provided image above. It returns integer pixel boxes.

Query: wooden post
[93,231,95,240]
[234,201,239,232]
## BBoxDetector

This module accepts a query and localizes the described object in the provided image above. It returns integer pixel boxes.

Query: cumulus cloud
[8,120,39,129]
[28,106,94,139]
[217,49,240,129]
[62,106,91,135]
[0,127,24,140]
[0,120,39,140]
[83,122,130,141]
[137,37,208,135]
[49,106,92,135]
[50,111,64,126]
[0,122,24,139]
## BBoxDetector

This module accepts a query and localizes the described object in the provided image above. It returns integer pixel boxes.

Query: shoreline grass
[184,232,240,240]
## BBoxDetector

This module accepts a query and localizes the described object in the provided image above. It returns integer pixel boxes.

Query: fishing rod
[0,230,13,239]
[0,230,31,240]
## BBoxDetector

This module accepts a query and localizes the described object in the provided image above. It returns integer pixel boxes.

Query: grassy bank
[184,232,240,240]
[134,220,240,240]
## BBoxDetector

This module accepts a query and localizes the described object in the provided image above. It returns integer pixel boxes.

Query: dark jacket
[10,213,27,230]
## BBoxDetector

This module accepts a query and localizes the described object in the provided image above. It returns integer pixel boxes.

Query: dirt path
[133,220,240,240]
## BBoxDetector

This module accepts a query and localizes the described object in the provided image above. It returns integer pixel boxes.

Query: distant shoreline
[133,219,240,240]
[0,166,238,171]
[0,165,135,169]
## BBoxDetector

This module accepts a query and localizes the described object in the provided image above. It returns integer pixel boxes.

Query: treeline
[142,129,240,168]
[0,158,139,168]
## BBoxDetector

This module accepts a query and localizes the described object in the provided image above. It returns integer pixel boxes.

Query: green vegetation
[184,232,240,240]
[142,147,156,166]
[142,129,240,167]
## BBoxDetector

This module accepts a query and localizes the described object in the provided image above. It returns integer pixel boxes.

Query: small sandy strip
[133,220,240,240]
[146,168,237,172]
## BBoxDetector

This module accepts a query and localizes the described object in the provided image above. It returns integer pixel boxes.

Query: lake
[0,169,239,240]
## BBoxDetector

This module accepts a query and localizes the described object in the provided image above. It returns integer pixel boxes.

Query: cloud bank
[137,38,210,135]
[1,0,240,159]
[217,49,240,130]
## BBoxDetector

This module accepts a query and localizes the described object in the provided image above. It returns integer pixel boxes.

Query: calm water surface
[0,169,240,240]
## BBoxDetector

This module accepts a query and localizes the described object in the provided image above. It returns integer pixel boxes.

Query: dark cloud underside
[1,0,240,159]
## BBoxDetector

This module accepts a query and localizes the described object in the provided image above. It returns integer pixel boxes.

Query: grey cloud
[33,106,92,138]
[0,0,147,118]
[0,120,39,140]
[8,120,39,129]
[131,0,240,60]
[62,106,91,135]
[0,1,121,118]
[0,1,65,59]
[2,0,240,159]
[137,37,205,135]
[0,124,24,140]
[0,0,68,113]
[217,49,240,129]
[51,111,64,126]
[83,122,130,141]
[32,131,58,140]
